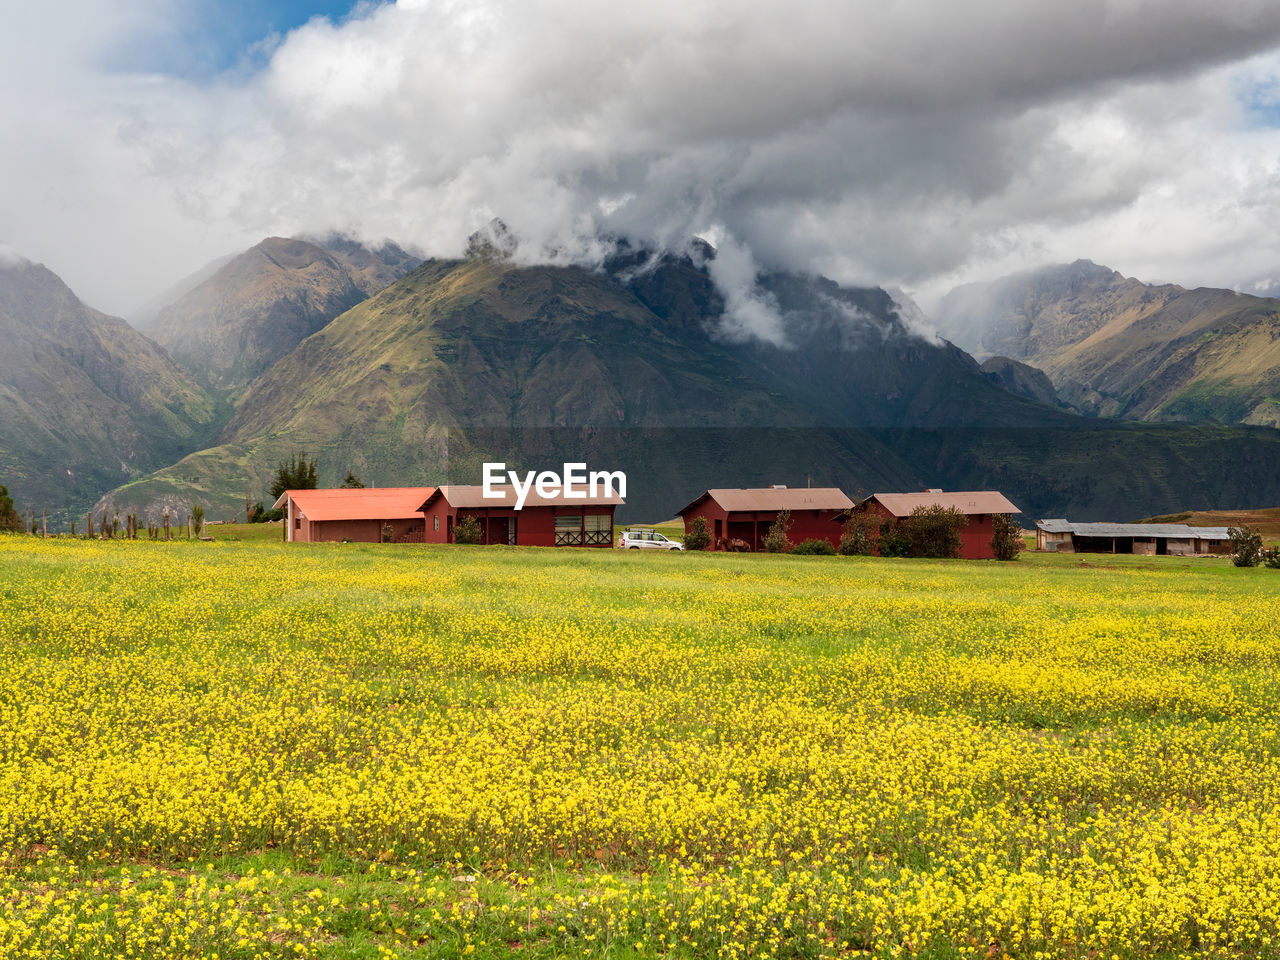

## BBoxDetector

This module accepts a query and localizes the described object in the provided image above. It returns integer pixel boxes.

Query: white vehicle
[617,528,684,550]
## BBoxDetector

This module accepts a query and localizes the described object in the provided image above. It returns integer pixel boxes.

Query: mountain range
[4,239,1280,524]
[937,260,1280,427]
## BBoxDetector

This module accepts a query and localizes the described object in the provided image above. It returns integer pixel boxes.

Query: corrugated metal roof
[273,487,435,521]
[678,487,853,515]
[422,484,624,510]
[1036,519,1232,539]
[868,491,1020,517]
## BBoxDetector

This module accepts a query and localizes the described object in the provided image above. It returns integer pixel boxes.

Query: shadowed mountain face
[98,250,1280,523]
[937,260,1280,426]
[144,236,421,397]
[0,258,219,517]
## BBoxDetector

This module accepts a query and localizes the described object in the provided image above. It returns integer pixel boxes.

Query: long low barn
[274,488,434,543]
[848,490,1021,560]
[419,485,623,546]
[1036,519,1232,555]
[678,486,854,551]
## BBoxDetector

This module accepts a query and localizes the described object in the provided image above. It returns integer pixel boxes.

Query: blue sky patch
[118,0,382,79]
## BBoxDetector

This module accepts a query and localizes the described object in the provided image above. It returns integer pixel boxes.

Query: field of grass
[1,536,1279,958]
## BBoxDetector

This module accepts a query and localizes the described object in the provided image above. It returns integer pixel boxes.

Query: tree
[990,513,1024,561]
[453,516,484,544]
[900,504,968,559]
[0,485,20,533]
[1228,526,1264,567]
[683,516,712,551]
[268,452,318,501]
[191,504,205,538]
[838,511,879,556]
[340,472,365,489]
[763,510,792,553]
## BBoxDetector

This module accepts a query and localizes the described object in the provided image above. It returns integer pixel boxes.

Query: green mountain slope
[99,249,1280,522]
[144,236,421,397]
[937,260,1280,425]
[0,257,220,519]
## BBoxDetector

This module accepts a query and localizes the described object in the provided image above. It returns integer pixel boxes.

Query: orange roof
[421,484,624,510]
[273,487,435,521]
[678,487,853,515]
[864,491,1020,516]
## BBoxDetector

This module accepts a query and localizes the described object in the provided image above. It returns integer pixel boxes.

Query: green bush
[792,538,836,556]
[900,505,968,559]
[1,486,23,532]
[453,516,484,545]
[877,518,910,557]
[683,516,712,551]
[1262,546,1280,570]
[990,513,1024,561]
[763,510,792,553]
[1229,526,1264,567]
[838,512,879,555]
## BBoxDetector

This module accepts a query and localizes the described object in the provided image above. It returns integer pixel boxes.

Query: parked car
[617,528,684,550]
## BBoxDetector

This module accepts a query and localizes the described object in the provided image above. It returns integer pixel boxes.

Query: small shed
[677,486,854,551]
[1036,519,1232,556]
[419,485,623,547]
[848,490,1021,560]
[273,487,434,543]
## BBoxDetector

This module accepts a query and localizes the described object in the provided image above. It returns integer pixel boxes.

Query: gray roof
[1037,519,1231,540]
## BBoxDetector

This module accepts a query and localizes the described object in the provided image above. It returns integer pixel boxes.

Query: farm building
[1036,520,1232,555]
[846,490,1021,560]
[273,487,433,543]
[677,486,854,551]
[419,485,623,547]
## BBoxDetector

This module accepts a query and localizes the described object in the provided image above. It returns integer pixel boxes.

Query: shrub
[763,510,792,553]
[191,504,205,537]
[453,516,484,545]
[990,513,1024,561]
[792,538,836,556]
[248,501,283,523]
[340,472,365,489]
[1262,546,1280,570]
[683,516,712,551]
[1228,526,1264,567]
[838,512,879,556]
[877,518,910,557]
[900,505,968,559]
[3,486,25,532]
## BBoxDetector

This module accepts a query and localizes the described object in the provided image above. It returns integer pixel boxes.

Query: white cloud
[6,0,1280,322]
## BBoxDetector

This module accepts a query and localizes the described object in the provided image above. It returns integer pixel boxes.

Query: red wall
[681,502,845,550]
[423,501,615,547]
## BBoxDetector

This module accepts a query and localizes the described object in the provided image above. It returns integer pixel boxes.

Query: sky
[7,0,1280,329]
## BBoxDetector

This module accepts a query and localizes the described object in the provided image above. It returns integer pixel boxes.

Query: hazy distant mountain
[937,260,1280,426]
[0,256,219,517]
[97,247,1280,523]
[144,236,421,397]
[978,356,1073,411]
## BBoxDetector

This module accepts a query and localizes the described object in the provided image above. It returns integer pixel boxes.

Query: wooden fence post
[87,513,93,539]
[41,509,46,539]
[163,513,170,541]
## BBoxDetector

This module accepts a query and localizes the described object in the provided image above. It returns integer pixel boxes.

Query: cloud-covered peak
[7,1,1280,316]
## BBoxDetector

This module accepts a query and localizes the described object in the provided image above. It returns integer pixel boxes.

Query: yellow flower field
[0,536,1278,958]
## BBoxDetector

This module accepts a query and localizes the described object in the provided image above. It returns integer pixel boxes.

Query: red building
[677,486,854,551]
[273,487,434,543]
[850,490,1021,559]
[419,485,623,546]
